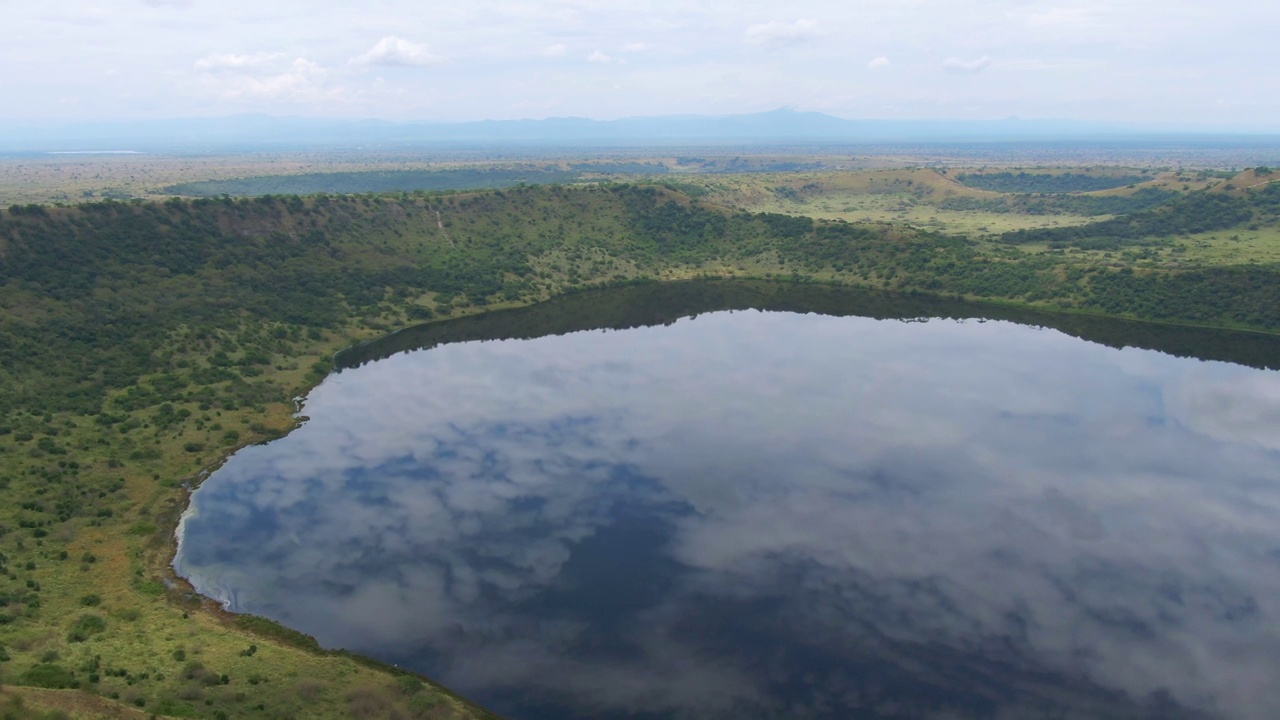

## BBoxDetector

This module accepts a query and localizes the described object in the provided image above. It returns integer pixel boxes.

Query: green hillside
[1001,183,1280,249]
[1,183,1280,717]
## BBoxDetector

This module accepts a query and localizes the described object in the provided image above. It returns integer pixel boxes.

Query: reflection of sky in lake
[176,311,1280,720]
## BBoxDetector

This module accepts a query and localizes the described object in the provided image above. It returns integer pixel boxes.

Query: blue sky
[4,0,1278,128]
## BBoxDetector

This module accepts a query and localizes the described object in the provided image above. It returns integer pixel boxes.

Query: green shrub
[20,663,75,688]
[116,607,141,622]
[396,675,424,695]
[68,614,107,642]
[127,521,157,536]
[135,580,165,597]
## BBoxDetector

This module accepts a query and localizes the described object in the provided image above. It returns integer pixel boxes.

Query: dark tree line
[957,172,1152,193]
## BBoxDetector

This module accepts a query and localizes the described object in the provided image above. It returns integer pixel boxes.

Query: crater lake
[176,281,1280,720]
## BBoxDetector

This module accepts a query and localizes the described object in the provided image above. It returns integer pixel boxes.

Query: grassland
[1,162,1280,718]
[687,169,1081,233]
[679,167,1231,233]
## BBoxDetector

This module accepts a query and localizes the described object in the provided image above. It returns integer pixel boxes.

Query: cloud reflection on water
[178,311,1280,719]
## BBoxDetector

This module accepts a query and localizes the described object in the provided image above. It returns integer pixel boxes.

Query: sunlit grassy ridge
[1,180,1279,717]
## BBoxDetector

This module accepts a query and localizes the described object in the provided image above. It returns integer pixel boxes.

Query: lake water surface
[177,282,1280,720]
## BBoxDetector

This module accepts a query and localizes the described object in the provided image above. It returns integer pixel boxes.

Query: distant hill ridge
[0,109,1172,153]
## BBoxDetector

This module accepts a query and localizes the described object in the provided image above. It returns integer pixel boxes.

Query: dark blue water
[177,290,1280,720]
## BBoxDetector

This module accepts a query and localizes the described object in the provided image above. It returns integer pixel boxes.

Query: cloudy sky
[4,0,1278,127]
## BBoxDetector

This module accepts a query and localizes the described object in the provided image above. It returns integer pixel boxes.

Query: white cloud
[744,19,823,50]
[943,55,992,74]
[587,50,615,64]
[349,36,443,67]
[212,57,331,102]
[542,43,567,58]
[1166,369,1280,452]
[867,56,891,70]
[194,52,284,72]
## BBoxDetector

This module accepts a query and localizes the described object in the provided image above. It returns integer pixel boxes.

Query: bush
[135,580,165,596]
[116,607,142,622]
[127,521,157,536]
[20,663,75,688]
[68,614,107,642]
[396,675,424,695]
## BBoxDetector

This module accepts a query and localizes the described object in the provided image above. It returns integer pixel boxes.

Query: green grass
[1177,226,1280,265]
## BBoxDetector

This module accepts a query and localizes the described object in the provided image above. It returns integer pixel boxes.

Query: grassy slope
[1,183,1279,718]
[686,169,1120,235]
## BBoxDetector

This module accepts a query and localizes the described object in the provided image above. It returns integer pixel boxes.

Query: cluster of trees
[567,162,669,174]
[937,188,1177,217]
[0,196,416,417]
[1000,186,1279,248]
[1086,267,1280,329]
[956,172,1152,193]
